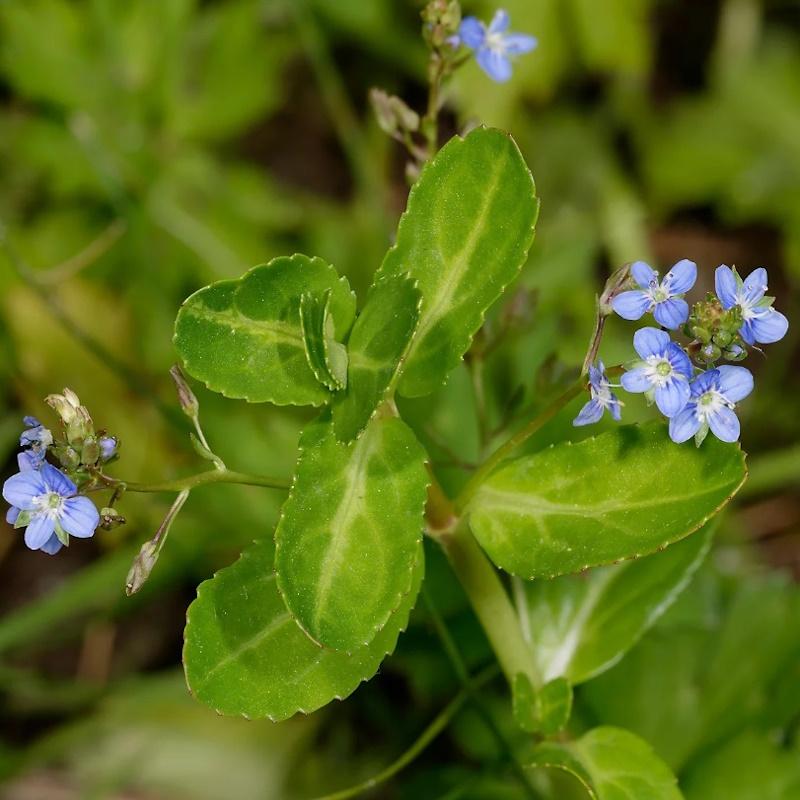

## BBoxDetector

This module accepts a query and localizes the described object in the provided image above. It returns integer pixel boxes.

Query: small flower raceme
[611,259,697,330]
[457,10,537,83]
[573,361,622,427]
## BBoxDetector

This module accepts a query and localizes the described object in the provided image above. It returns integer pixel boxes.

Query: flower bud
[170,365,199,419]
[98,435,118,462]
[46,388,94,444]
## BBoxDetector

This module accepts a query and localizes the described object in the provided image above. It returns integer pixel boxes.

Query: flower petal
[690,369,720,398]
[488,9,510,33]
[633,327,670,359]
[41,463,77,497]
[608,398,622,422]
[39,533,64,555]
[611,290,652,321]
[653,297,689,329]
[23,416,41,427]
[666,342,694,379]
[655,378,690,418]
[503,33,538,54]
[621,367,651,393]
[741,268,768,305]
[748,308,789,344]
[715,265,738,309]
[6,506,20,525]
[669,405,701,443]
[663,259,697,295]
[717,365,754,403]
[476,47,513,82]
[2,470,47,511]
[458,17,485,49]
[24,515,56,550]
[17,451,38,471]
[708,406,741,443]
[60,496,99,539]
[739,319,756,345]
[631,261,657,289]
[573,399,604,426]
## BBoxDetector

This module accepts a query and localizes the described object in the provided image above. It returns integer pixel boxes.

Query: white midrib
[188,303,304,347]
[475,480,736,519]
[542,571,614,681]
[312,431,378,633]
[401,149,509,370]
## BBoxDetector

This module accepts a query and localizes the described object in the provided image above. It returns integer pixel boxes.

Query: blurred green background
[1,1,799,798]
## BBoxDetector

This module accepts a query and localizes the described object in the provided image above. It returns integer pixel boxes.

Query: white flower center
[486,31,507,53]
[648,285,669,304]
[643,355,675,388]
[695,389,730,421]
[591,383,614,408]
[31,491,65,520]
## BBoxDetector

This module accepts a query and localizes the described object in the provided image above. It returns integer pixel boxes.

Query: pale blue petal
[41,463,76,497]
[666,342,693,379]
[669,405,701,443]
[633,327,670,359]
[621,367,651,393]
[60,496,99,539]
[573,399,604,426]
[2,470,47,511]
[6,506,19,525]
[17,451,38,471]
[739,319,756,345]
[477,47,513,82]
[717,365,754,403]
[488,9,510,33]
[611,290,651,321]
[458,17,485,49]
[663,259,697,295]
[23,416,41,427]
[690,369,720,398]
[708,406,740,443]
[24,515,55,550]
[39,533,64,555]
[503,33,538,54]
[631,261,657,288]
[655,379,690,418]
[653,297,689,329]
[715,265,738,309]
[748,308,789,344]
[742,268,768,305]
[609,398,622,421]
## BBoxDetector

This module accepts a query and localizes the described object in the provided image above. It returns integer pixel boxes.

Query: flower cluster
[575,261,789,446]
[2,389,119,554]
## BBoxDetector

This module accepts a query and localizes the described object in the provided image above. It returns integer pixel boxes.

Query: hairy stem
[100,469,290,494]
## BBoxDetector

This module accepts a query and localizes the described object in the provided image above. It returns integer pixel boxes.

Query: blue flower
[669,366,754,445]
[3,462,99,555]
[19,416,53,466]
[612,260,697,330]
[715,265,789,346]
[621,327,694,417]
[458,10,538,83]
[573,361,622,426]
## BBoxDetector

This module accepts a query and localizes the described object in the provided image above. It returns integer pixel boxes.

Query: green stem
[439,520,540,689]
[101,469,290,494]
[455,379,585,512]
[312,665,499,800]
[423,589,540,799]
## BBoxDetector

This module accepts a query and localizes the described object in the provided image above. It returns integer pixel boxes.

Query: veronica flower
[3,462,99,555]
[612,259,697,330]
[669,366,754,445]
[714,265,789,346]
[573,361,622,426]
[621,328,693,417]
[458,10,538,83]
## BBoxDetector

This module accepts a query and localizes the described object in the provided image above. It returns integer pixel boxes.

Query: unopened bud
[170,365,199,419]
[46,388,94,444]
[369,88,420,136]
[98,435,118,462]
[125,540,159,596]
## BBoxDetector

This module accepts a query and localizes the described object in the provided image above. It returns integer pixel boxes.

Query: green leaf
[528,727,683,800]
[524,524,712,684]
[332,275,422,442]
[275,413,429,651]
[468,424,746,578]
[184,536,424,721]
[513,673,572,735]
[300,289,348,391]
[174,254,356,406]
[377,126,538,398]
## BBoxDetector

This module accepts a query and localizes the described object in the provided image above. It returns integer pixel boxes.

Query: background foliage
[1,0,799,797]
